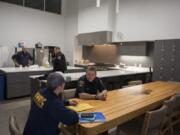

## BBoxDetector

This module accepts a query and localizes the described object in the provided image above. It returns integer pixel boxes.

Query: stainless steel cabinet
[118,41,154,56]
[5,71,51,99]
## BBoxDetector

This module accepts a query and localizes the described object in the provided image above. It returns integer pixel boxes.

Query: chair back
[63,89,76,99]
[9,116,22,135]
[164,96,176,116]
[174,93,180,111]
[141,105,168,135]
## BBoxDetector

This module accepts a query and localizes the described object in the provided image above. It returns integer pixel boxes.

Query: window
[0,0,62,15]
[0,0,23,5]
[25,0,44,10]
[45,0,61,14]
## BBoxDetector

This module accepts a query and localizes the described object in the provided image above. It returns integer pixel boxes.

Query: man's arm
[49,101,79,126]
[79,93,96,100]
[28,53,33,66]
[62,54,67,71]
[12,54,20,67]
[97,78,108,100]
[29,53,33,61]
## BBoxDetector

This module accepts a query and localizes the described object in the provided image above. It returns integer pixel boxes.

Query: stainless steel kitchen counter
[0,66,83,73]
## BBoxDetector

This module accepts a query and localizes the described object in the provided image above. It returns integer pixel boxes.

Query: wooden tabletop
[74,81,180,135]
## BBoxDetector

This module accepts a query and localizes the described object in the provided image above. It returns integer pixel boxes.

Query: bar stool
[9,116,22,135]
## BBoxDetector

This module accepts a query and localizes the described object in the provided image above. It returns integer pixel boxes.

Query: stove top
[94,63,115,71]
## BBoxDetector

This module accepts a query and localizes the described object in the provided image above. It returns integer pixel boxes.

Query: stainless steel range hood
[77,31,112,45]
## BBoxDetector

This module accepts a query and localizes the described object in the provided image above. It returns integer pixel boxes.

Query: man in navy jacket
[23,72,78,135]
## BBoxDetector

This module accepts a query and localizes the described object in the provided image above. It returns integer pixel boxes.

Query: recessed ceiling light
[96,0,101,7]
[116,0,119,13]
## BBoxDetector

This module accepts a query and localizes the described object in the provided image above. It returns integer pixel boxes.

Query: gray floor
[0,98,179,135]
[0,98,30,135]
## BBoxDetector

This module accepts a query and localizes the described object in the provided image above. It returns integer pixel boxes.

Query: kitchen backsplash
[82,45,153,67]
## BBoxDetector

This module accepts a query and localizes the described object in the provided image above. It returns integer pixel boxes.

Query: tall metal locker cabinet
[153,39,180,82]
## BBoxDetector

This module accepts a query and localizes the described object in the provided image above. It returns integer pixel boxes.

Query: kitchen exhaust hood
[77,31,112,45]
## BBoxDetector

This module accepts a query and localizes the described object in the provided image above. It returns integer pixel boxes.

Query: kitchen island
[30,67,152,97]
[0,66,84,99]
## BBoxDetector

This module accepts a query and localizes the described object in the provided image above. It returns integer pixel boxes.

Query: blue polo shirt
[23,88,78,135]
[12,51,32,67]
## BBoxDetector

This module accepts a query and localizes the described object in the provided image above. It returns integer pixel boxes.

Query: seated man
[75,66,107,100]
[75,66,108,135]
[23,72,78,135]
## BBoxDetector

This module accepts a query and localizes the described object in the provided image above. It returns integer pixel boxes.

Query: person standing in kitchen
[12,43,33,67]
[52,47,67,73]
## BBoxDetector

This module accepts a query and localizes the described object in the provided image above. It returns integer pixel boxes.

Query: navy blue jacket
[12,51,32,67]
[23,88,78,135]
[52,52,67,73]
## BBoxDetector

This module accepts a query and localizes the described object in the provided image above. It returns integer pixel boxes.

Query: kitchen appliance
[44,46,56,63]
[35,48,49,66]
[0,46,15,67]
[77,31,112,45]
[94,63,114,71]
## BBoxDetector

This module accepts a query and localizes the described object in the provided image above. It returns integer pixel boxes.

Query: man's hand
[69,100,78,106]
[97,90,107,101]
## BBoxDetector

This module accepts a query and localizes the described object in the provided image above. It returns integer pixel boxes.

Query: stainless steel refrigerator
[0,46,15,67]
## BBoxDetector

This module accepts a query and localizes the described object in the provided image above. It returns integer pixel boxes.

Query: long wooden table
[74,81,180,135]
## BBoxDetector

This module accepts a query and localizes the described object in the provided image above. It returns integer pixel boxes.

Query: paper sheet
[67,103,94,112]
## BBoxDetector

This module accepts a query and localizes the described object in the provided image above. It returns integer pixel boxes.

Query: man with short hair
[23,72,78,135]
[53,47,67,73]
[12,45,33,67]
[75,66,107,100]
[75,66,108,135]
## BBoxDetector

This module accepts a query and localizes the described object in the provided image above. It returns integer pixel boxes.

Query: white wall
[114,0,180,41]
[64,0,82,65]
[78,0,110,33]
[1,0,180,65]
[0,1,65,51]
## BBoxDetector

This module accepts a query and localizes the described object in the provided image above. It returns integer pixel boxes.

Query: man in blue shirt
[12,46,33,67]
[23,72,79,135]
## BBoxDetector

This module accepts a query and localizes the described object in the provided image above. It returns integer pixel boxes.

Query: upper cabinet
[0,0,62,15]
[116,41,154,56]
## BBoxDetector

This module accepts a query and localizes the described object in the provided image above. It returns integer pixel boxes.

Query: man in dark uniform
[23,72,79,135]
[12,46,33,67]
[75,66,107,100]
[75,66,108,135]
[53,47,67,73]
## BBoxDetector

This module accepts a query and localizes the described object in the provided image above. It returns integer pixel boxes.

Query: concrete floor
[0,98,30,135]
[0,98,179,135]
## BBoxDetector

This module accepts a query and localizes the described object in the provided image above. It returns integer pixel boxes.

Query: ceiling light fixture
[96,0,101,7]
[116,0,119,13]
